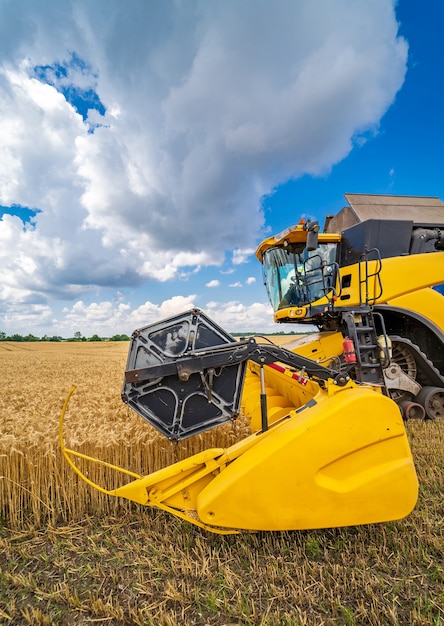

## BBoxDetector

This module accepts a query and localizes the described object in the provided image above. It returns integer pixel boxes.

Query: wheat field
[0,340,253,528]
[0,340,443,625]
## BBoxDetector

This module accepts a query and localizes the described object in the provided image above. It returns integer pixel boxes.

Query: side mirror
[305,220,320,251]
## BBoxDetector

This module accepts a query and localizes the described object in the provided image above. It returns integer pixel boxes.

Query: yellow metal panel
[281,331,344,365]
[337,253,444,307]
[111,448,224,505]
[375,253,444,302]
[387,288,444,329]
[196,387,418,531]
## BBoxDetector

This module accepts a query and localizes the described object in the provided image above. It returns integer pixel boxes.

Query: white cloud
[0,303,53,334]
[54,295,197,336]
[0,0,407,332]
[206,279,221,288]
[62,300,131,333]
[229,281,242,288]
[206,300,276,333]
[0,289,276,337]
[143,297,278,336]
[128,295,197,330]
[232,248,256,265]
[246,277,256,285]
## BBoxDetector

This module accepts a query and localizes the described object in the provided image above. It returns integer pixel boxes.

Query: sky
[0,0,443,338]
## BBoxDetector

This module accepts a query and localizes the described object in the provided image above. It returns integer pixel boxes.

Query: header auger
[60,193,444,533]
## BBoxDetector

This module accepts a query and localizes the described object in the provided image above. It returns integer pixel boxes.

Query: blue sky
[0,0,442,337]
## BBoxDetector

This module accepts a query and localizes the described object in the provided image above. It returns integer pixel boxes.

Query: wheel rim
[422,388,444,419]
[388,341,417,403]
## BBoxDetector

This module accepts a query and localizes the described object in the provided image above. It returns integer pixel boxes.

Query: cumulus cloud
[206,300,276,333]
[62,300,131,334]
[0,0,407,332]
[127,295,197,329]
[3,293,276,337]
[206,279,221,288]
[246,277,256,285]
[232,248,256,265]
[58,295,197,336]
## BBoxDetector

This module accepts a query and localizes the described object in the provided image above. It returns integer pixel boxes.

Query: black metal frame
[122,309,349,441]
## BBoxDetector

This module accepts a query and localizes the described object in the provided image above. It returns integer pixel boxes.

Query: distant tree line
[1,329,307,343]
[0,331,130,342]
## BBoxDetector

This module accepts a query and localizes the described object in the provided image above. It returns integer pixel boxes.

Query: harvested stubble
[0,341,249,528]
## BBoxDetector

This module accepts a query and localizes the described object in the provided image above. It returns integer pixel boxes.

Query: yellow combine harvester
[60,194,444,533]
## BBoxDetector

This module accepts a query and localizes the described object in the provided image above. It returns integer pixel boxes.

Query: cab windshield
[262,243,338,312]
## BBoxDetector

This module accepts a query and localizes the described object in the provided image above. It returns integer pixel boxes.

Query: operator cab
[262,242,338,314]
[257,221,340,322]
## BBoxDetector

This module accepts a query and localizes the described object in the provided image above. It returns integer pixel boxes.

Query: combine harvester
[60,194,444,534]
